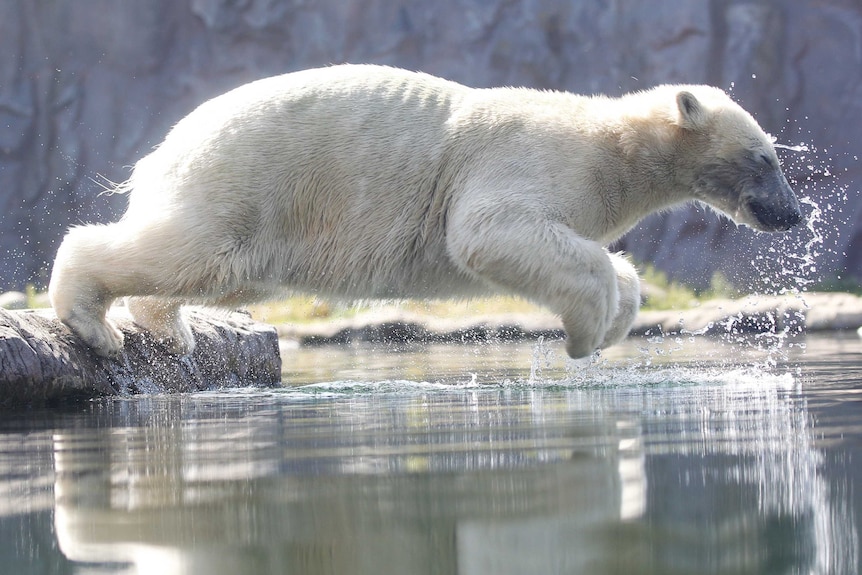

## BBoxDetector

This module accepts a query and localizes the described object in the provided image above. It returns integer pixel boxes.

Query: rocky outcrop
[0,308,281,407]
[277,308,567,346]
[275,292,862,347]
[634,292,862,336]
[1,0,859,290]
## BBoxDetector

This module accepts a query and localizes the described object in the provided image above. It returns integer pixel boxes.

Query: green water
[2,334,861,574]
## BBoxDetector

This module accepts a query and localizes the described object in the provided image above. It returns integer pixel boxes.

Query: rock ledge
[0,308,281,407]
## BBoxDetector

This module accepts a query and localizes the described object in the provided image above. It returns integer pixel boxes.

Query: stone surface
[0,308,281,407]
[0,0,859,291]
[278,309,566,346]
[633,292,862,337]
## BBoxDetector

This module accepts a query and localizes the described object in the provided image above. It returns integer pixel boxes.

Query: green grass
[639,266,740,310]
[639,266,698,310]
[25,284,44,308]
[698,271,740,301]
[246,295,546,324]
[250,265,722,322]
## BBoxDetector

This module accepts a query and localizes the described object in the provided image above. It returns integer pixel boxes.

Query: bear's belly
[270,245,489,301]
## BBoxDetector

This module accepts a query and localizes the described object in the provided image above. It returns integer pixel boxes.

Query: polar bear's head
[675,88,801,232]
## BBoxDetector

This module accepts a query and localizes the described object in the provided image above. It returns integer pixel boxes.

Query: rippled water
[2,334,862,574]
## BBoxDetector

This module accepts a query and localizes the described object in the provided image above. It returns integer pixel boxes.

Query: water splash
[258,365,796,397]
[773,142,810,153]
[703,130,852,366]
[528,335,567,383]
[562,363,795,390]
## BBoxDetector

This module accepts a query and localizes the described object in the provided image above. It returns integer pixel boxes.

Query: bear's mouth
[745,196,802,232]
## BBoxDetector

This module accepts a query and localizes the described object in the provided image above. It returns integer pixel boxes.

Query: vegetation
[638,266,740,311]
[248,266,727,323]
[25,284,43,308]
[248,296,340,324]
[699,270,739,300]
[246,294,546,324]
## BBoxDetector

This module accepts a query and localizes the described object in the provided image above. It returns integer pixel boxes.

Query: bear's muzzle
[744,169,801,232]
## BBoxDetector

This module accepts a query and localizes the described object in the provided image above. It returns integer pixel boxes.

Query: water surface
[2,334,861,574]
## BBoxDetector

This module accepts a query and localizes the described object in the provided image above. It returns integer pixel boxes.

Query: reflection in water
[0,336,860,574]
[641,383,857,575]
[52,392,646,574]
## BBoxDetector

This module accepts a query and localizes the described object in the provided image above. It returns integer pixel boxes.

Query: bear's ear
[676,91,707,131]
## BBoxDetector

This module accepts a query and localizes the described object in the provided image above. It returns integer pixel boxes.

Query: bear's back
[126,65,485,298]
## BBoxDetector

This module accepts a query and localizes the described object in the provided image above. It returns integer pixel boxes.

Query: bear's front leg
[599,252,641,350]
[447,207,621,359]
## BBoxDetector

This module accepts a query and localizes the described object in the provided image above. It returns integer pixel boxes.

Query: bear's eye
[759,153,775,168]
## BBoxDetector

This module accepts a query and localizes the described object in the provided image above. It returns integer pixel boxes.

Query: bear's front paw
[561,293,616,359]
[600,253,641,349]
[562,317,607,359]
[565,336,600,360]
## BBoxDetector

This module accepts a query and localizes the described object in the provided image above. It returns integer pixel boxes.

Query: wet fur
[49,65,799,358]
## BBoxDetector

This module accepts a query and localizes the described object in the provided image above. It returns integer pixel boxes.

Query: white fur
[49,64,790,358]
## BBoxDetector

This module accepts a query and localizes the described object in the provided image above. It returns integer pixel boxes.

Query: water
[2,334,861,574]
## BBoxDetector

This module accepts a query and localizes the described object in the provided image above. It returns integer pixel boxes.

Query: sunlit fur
[49,64,798,358]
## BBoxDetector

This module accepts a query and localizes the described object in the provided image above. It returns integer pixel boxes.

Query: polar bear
[49,64,800,359]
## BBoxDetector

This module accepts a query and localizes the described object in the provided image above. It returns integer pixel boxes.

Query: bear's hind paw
[137,320,196,356]
[127,298,197,356]
[155,331,197,356]
[63,315,125,358]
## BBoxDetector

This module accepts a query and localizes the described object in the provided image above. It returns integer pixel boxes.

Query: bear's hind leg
[54,286,124,358]
[127,297,195,355]
[51,216,272,357]
[50,221,201,357]
[50,225,127,357]
[127,285,275,355]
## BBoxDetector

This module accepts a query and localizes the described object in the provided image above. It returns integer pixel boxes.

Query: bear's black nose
[783,206,802,229]
[748,197,802,231]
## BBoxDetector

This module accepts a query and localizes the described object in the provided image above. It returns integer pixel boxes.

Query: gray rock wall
[1,0,859,291]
